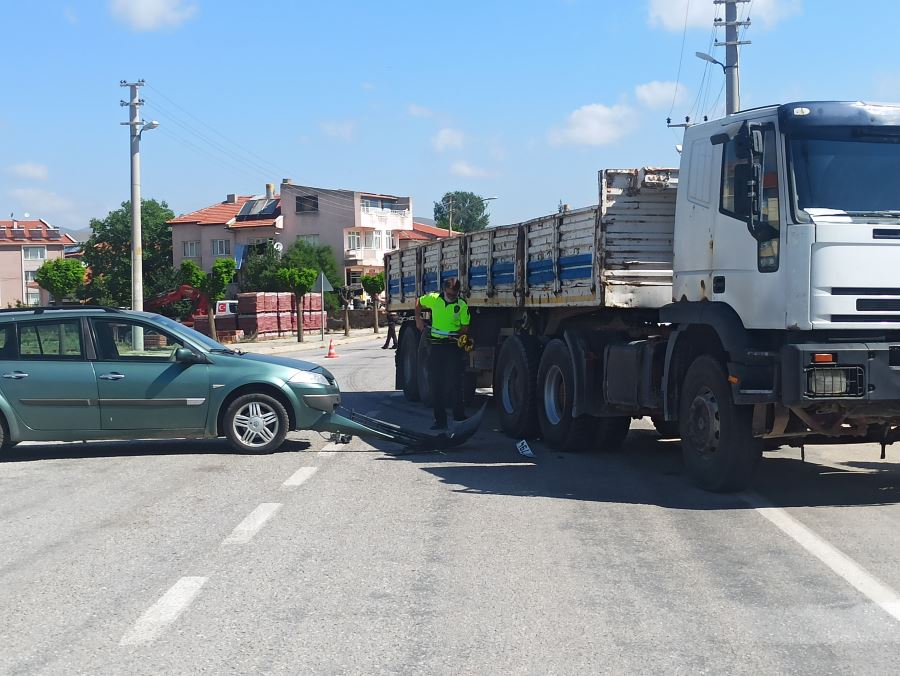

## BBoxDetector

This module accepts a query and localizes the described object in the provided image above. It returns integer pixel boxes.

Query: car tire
[494,334,541,439]
[416,330,434,408]
[399,327,421,402]
[679,355,762,493]
[0,415,14,451]
[224,393,289,454]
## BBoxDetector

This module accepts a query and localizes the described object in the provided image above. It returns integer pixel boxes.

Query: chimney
[226,194,237,204]
[265,183,275,199]
[282,177,292,185]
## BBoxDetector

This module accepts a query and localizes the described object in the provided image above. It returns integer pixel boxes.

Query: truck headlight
[806,366,864,398]
[289,370,331,387]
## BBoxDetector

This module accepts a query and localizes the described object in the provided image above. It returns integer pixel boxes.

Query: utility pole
[714,0,751,115]
[120,79,158,311]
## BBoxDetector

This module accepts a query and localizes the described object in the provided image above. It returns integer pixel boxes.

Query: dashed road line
[746,492,900,623]
[120,577,208,646]
[221,503,282,545]
[283,465,319,486]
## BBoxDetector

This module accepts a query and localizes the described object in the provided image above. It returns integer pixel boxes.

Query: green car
[0,306,344,453]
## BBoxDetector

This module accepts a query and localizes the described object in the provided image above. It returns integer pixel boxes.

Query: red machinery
[144,285,209,323]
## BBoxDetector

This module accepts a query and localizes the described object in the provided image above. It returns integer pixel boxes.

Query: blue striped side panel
[401,276,416,294]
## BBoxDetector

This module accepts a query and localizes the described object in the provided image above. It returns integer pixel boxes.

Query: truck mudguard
[659,301,750,360]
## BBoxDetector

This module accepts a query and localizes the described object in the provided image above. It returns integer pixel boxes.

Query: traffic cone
[325,339,339,358]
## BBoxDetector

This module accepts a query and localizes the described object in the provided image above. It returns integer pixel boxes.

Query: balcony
[360,205,411,231]
[344,248,382,266]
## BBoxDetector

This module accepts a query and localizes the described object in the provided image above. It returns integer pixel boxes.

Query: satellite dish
[23,212,30,218]
[273,242,284,252]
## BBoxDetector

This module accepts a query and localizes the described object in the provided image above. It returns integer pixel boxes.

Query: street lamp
[695,51,727,73]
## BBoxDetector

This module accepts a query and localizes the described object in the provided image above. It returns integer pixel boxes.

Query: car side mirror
[175,347,203,364]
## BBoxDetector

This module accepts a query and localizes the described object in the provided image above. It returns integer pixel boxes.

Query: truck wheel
[595,416,631,452]
[494,334,540,438]
[399,328,421,402]
[417,331,433,407]
[651,416,681,440]
[536,339,596,451]
[224,393,289,454]
[679,355,761,492]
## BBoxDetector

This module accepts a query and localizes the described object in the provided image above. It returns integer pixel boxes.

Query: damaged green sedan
[0,306,481,453]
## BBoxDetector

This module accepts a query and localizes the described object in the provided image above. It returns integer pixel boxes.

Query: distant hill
[413,216,435,225]
[61,227,92,243]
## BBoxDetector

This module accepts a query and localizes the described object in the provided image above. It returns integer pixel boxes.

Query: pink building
[0,219,78,306]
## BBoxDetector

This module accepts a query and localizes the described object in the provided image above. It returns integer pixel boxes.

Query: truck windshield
[788,127,900,216]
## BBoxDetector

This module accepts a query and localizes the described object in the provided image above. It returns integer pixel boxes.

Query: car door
[90,317,210,431]
[0,318,101,431]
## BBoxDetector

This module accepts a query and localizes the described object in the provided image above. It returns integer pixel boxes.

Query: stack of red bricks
[235,292,324,340]
[191,315,245,343]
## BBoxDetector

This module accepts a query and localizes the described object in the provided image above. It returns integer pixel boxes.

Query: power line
[669,0,692,119]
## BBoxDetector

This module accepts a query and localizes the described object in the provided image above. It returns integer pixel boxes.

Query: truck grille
[857,299,900,311]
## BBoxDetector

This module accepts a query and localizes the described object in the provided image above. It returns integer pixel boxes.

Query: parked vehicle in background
[387,101,900,492]
[0,306,343,453]
[216,299,238,315]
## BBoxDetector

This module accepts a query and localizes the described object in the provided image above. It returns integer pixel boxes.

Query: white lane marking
[120,577,207,646]
[746,492,900,623]
[221,503,282,545]
[283,465,318,486]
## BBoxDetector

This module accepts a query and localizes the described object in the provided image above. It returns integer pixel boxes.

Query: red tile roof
[412,221,458,238]
[169,196,258,225]
[0,219,77,244]
[398,230,430,241]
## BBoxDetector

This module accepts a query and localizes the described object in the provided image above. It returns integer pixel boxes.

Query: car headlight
[288,370,331,386]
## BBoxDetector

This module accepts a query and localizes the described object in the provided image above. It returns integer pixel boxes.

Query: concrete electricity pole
[120,80,158,311]
[715,0,751,115]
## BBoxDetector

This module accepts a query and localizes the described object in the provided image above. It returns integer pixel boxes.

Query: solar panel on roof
[47,230,61,240]
[28,230,43,240]
[12,229,25,240]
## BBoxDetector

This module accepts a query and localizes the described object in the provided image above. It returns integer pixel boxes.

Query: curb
[238,332,385,356]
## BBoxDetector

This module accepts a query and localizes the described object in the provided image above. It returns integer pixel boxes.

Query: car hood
[229,352,334,379]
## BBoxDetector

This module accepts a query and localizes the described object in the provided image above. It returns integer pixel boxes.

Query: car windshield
[788,126,900,216]
[149,313,229,352]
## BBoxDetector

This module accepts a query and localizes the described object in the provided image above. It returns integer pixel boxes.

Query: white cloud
[408,103,434,118]
[320,120,356,142]
[7,162,49,180]
[362,82,376,91]
[450,161,489,178]
[64,7,78,24]
[649,0,801,31]
[549,103,636,146]
[110,0,198,31]
[635,81,686,109]
[432,128,465,151]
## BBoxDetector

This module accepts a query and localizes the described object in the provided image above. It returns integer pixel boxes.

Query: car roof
[0,305,133,323]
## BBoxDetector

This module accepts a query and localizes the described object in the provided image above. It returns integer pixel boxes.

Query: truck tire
[679,355,762,492]
[536,339,596,451]
[399,327,421,402]
[651,416,681,440]
[494,334,540,438]
[595,416,631,452]
[417,331,433,408]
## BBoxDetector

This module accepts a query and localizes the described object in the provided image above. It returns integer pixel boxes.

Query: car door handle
[98,372,125,381]
[1,371,28,380]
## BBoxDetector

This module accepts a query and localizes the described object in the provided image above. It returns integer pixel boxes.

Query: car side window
[18,320,84,360]
[0,325,15,360]
[92,318,184,361]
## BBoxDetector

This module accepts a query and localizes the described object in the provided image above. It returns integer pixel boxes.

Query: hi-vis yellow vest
[419,292,470,340]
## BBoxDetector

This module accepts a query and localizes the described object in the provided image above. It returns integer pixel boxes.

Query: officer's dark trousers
[427,341,465,427]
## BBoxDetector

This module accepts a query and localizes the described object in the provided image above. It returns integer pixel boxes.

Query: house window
[296,195,319,213]
[183,241,200,258]
[249,237,274,245]
[24,271,37,283]
[297,234,320,245]
[373,230,383,249]
[26,290,41,306]
[212,239,231,256]
[23,246,46,261]
[346,269,362,286]
[390,231,400,249]
[347,231,361,249]
[364,231,375,249]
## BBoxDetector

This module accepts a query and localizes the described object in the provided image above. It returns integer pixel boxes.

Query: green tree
[239,243,281,292]
[434,191,490,233]
[361,272,385,334]
[276,267,317,342]
[81,199,176,306]
[280,240,341,310]
[202,258,237,340]
[35,258,85,305]
[179,259,205,289]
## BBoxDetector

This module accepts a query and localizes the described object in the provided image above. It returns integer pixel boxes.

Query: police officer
[415,276,470,430]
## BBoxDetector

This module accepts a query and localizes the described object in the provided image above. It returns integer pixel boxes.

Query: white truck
[385,101,900,492]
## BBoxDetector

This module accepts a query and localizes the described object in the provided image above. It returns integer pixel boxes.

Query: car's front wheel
[225,393,289,454]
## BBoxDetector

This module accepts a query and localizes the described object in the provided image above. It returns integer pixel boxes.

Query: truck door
[711,117,787,329]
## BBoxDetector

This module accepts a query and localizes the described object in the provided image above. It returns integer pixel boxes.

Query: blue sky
[3,0,900,232]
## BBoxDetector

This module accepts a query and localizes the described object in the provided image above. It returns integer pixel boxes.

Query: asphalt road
[3,337,900,674]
